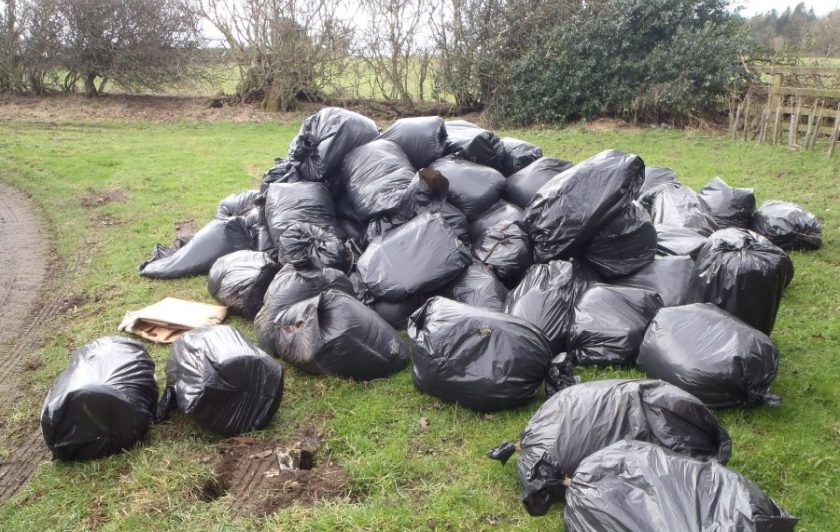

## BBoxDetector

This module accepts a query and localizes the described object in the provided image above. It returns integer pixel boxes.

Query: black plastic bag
[261,159,304,191]
[217,189,260,219]
[504,260,577,353]
[500,137,543,176]
[583,201,656,278]
[409,297,553,412]
[287,107,379,182]
[254,264,355,356]
[610,255,693,307]
[364,200,470,248]
[357,212,471,302]
[341,139,415,220]
[41,337,157,461]
[472,220,533,284]
[157,325,284,436]
[443,120,507,170]
[544,352,579,398]
[272,289,409,379]
[565,440,796,531]
[443,261,508,312]
[503,157,573,209]
[523,149,645,262]
[638,303,781,408]
[494,379,731,516]
[428,157,505,220]
[698,177,756,229]
[371,293,428,331]
[655,223,707,257]
[264,181,337,245]
[208,251,281,319]
[570,256,603,296]
[637,166,681,200]
[751,200,822,251]
[687,228,794,334]
[378,116,447,169]
[469,200,522,241]
[646,183,718,236]
[140,217,253,279]
[567,284,663,366]
[276,222,351,272]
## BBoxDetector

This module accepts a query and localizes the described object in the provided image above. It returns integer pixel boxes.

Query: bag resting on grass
[751,200,822,251]
[489,379,731,517]
[272,289,409,380]
[41,336,157,461]
[408,297,553,412]
[565,440,797,531]
[139,217,253,279]
[157,325,284,436]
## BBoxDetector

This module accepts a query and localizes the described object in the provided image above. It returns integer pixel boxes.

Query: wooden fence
[730,65,840,157]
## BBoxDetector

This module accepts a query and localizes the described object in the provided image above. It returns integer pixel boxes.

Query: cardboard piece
[118,297,227,343]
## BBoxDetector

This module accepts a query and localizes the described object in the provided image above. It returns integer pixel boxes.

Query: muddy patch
[81,188,128,209]
[174,219,198,244]
[58,293,88,314]
[200,424,356,516]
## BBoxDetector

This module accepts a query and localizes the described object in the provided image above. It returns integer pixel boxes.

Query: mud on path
[0,182,50,503]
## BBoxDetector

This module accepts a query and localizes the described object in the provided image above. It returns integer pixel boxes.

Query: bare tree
[356,0,431,104]
[198,0,352,111]
[0,0,23,93]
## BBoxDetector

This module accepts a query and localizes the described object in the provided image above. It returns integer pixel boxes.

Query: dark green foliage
[459,0,756,125]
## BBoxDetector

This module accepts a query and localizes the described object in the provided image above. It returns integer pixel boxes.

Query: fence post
[769,70,784,109]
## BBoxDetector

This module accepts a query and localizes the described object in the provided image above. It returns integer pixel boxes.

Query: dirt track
[0,182,49,502]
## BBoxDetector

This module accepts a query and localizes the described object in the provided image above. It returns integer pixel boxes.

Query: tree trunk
[84,73,98,97]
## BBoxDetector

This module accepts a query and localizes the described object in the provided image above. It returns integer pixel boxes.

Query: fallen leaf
[419,416,430,432]
[249,449,274,459]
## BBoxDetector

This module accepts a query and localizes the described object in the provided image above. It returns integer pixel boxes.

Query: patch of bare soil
[200,423,356,516]
[80,188,128,209]
[0,93,298,124]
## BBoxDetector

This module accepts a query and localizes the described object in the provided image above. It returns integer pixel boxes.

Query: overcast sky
[735,0,839,16]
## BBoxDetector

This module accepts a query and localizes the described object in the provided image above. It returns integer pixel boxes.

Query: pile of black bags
[44,107,818,527]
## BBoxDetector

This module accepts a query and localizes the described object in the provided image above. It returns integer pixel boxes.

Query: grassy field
[0,117,837,530]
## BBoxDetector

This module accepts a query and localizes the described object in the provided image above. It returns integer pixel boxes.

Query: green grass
[0,118,837,530]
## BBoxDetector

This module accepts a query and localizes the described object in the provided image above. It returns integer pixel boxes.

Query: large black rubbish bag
[565,440,797,531]
[610,255,693,307]
[443,120,507,170]
[157,325,284,436]
[523,149,645,262]
[472,220,533,284]
[496,379,731,516]
[261,159,304,191]
[255,265,355,356]
[504,260,577,353]
[503,157,574,209]
[751,200,822,251]
[638,303,781,408]
[41,337,157,461]
[378,116,447,169]
[428,157,506,220]
[570,257,603,296]
[288,107,378,182]
[583,201,656,278]
[272,289,409,380]
[637,166,681,200]
[364,200,470,248]
[264,181,337,245]
[646,183,719,236]
[567,284,663,366]
[687,228,793,334]
[357,212,471,302]
[545,352,580,398]
[469,200,522,241]
[500,137,543,176]
[409,297,553,412]
[443,261,508,312]
[372,293,428,331]
[208,251,281,319]
[655,223,707,257]
[276,222,351,272]
[344,141,450,223]
[140,217,253,279]
[217,189,260,219]
[698,177,756,229]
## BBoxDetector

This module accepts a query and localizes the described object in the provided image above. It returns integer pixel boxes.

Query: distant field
[0,115,837,530]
